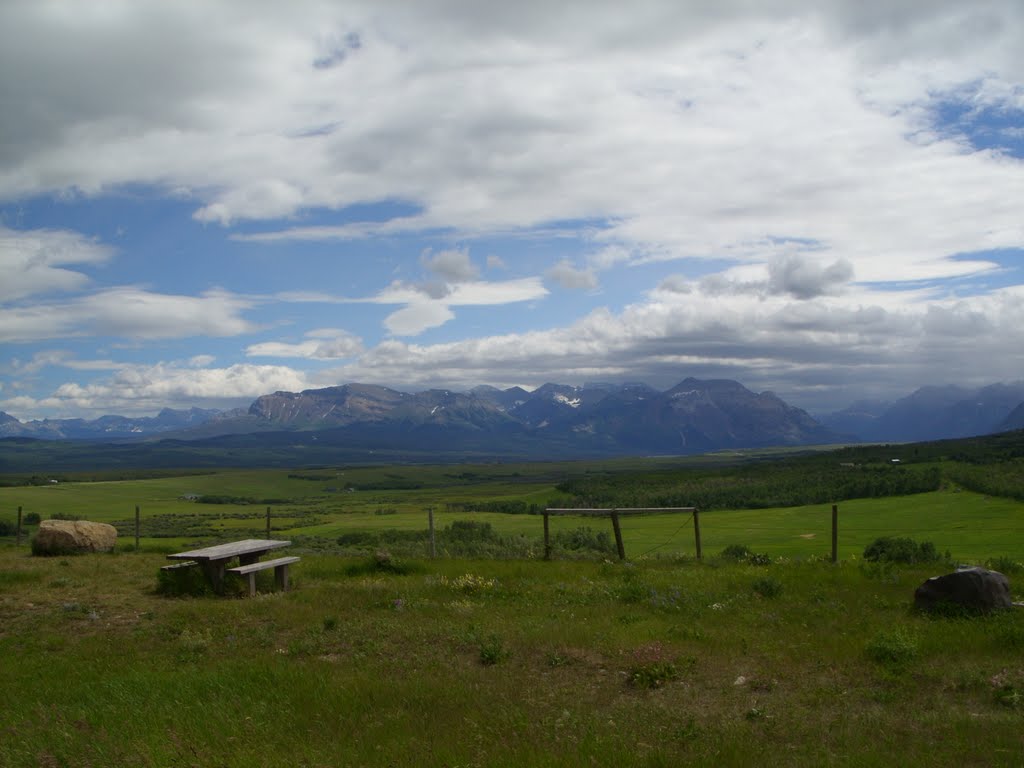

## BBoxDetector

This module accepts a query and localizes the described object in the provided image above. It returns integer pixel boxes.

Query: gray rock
[33,520,117,555]
[914,567,1012,614]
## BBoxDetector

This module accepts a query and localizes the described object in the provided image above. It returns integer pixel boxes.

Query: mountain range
[2,378,1024,465]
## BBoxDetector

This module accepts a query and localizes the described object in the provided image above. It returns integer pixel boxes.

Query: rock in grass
[914,567,1012,614]
[32,520,117,555]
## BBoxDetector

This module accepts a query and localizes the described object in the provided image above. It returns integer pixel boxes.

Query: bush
[865,627,918,667]
[443,520,499,543]
[720,544,753,561]
[752,577,783,598]
[337,531,379,547]
[862,536,940,564]
[553,527,613,553]
[23,512,41,525]
[344,549,420,576]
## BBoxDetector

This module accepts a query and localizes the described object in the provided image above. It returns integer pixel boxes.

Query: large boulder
[33,520,118,555]
[914,567,1012,614]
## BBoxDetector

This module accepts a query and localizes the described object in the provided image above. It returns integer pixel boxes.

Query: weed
[545,650,574,668]
[344,549,420,576]
[986,556,1024,574]
[994,684,1024,709]
[322,616,338,631]
[479,634,507,666]
[752,577,783,598]
[865,627,918,667]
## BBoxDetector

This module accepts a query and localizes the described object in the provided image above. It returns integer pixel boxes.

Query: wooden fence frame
[542,507,698,561]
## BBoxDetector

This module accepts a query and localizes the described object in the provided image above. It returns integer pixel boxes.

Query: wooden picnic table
[167,539,293,594]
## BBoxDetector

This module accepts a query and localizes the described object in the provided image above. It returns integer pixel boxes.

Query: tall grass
[2,546,1024,766]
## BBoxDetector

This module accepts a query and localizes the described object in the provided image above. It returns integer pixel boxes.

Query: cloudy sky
[2,0,1023,420]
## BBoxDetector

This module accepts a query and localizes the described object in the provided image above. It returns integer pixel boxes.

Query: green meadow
[2,548,1024,766]
[2,462,1022,561]
[3,447,1024,766]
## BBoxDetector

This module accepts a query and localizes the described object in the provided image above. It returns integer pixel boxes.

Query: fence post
[610,510,626,561]
[428,507,436,558]
[693,508,702,561]
[135,505,140,551]
[543,512,551,561]
[266,506,271,538]
[16,506,22,546]
[831,504,838,564]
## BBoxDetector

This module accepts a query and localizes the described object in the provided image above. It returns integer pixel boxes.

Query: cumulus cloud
[1,361,309,418]
[545,259,599,291]
[422,248,479,282]
[767,255,854,299]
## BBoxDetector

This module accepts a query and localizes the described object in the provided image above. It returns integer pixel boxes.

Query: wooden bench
[227,556,300,597]
[160,560,197,571]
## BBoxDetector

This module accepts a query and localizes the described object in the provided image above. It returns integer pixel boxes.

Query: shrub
[343,549,420,576]
[23,512,41,525]
[156,566,214,597]
[752,576,783,598]
[50,513,81,521]
[553,526,613,553]
[0,520,14,536]
[337,531,379,547]
[720,544,753,561]
[443,520,499,543]
[865,627,918,667]
[862,536,940,564]
[986,556,1024,575]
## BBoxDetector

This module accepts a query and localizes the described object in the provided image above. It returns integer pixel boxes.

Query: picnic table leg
[201,561,227,594]
[275,563,290,592]
[244,572,258,597]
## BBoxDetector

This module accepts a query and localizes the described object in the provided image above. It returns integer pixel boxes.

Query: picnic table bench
[165,539,298,596]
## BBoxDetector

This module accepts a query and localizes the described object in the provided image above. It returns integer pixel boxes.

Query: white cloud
[0,225,112,302]
[246,330,363,359]
[384,302,455,336]
[0,288,256,342]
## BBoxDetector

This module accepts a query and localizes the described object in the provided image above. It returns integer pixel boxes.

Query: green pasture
[2,465,1023,562]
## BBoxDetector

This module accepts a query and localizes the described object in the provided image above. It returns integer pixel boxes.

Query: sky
[2,0,1024,421]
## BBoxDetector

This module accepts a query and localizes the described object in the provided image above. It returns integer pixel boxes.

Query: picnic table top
[167,539,292,562]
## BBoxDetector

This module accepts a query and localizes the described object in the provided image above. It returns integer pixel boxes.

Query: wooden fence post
[428,507,436,558]
[266,506,271,538]
[135,505,140,551]
[543,512,551,561]
[831,504,838,563]
[16,506,22,546]
[610,510,626,561]
[693,508,702,561]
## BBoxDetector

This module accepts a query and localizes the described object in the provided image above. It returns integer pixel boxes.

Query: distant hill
[0,378,842,471]
[0,407,219,440]
[818,382,1024,442]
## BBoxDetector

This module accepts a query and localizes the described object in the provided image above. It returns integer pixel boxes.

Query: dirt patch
[798,533,816,539]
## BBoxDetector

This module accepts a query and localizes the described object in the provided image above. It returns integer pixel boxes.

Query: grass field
[2,465,1023,562]
[2,547,1024,766]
